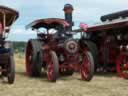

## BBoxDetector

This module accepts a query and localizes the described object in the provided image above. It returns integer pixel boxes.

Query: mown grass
[0,53,128,96]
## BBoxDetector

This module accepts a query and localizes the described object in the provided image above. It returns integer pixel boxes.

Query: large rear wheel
[25,39,42,77]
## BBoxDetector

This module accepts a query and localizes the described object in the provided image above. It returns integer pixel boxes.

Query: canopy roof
[87,20,128,32]
[0,5,19,26]
[26,18,69,29]
[73,19,128,33]
[101,10,128,22]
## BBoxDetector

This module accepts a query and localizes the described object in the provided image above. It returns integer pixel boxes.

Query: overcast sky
[0,0,128,41]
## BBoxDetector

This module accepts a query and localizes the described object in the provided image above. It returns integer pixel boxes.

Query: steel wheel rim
[116,53,128,78]
[7,55,15,84]
[26,42,33,76]
[47,58,54,81]
[8,63,11,78]
[80,53,91,80]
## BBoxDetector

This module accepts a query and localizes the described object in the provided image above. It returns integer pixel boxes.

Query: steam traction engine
[76,10,128,79]
[25,4,94,82]
[0,6,19,84]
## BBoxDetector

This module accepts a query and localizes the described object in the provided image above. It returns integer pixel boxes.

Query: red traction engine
[0,6,19,84]
[25,4,94,82]
[76,10,128,79]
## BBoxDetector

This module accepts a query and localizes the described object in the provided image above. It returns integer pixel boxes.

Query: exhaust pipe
[63,4,74,31]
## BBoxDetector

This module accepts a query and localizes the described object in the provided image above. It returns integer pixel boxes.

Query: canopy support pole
[2,12,6,38]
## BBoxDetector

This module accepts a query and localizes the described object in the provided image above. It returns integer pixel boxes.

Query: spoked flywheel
[116,53,128,79]
[47,51,59,82]
[80,51,94,81]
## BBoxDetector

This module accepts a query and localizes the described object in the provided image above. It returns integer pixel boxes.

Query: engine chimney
[63,4,74,31]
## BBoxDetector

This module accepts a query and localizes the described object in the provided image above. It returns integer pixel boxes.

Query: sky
[0,0,128,41]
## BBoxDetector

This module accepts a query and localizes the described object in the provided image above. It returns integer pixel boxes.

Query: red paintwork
[80,50,91,80]
[47,54,54,81]
[41,34,80,70]
[25,41,33,76]
[25,4,94,81]
[116,52,128,78]
[82,19,128,79]
[25,17,94,81]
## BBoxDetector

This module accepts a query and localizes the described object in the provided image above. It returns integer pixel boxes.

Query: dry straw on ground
[0,54,128,96]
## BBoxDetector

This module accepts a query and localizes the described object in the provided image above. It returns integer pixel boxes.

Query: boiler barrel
[101,10,128,22]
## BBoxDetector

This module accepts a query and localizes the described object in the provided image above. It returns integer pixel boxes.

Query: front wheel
[80,51,94,81]
[116,53,128,79]
[47,51,59,82]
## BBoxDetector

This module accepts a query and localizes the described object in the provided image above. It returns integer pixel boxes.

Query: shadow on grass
[94,72,118,78]
[16,71,124,83]
[16,71,79,82]
[16,71,47,78]
[16,71,26,76]
[16,71,56,83]
[0,75,14,85]
[95,72,128,80]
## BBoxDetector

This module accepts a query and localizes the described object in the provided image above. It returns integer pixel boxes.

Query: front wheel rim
[80,54,90,80]
[26,42,33,76]
[116,53,128,78]
[47,60,54,81]
[80,51,94,81]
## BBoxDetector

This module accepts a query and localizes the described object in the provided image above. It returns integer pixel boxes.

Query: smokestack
[63,4,74,31]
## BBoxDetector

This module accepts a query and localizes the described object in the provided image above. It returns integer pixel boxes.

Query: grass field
[0,54,128,96]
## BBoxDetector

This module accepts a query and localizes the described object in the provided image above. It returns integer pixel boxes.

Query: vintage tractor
[74,10,128,79]
[0,6,19,84]
[25,4,94,82]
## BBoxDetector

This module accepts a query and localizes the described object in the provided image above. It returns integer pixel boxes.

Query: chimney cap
[64,4,73,11]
